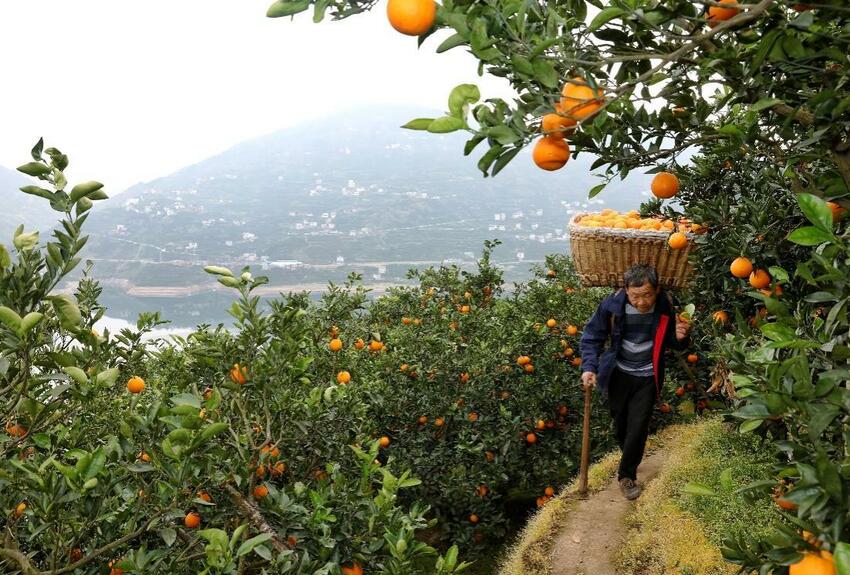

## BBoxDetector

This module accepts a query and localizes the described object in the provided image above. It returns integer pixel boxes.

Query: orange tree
[269,0,850,570]
[0,144,473,575]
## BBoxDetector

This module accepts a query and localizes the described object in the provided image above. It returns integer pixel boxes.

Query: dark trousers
[608,368,656,481]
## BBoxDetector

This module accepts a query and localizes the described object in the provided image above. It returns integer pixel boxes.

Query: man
[579,263,691,500]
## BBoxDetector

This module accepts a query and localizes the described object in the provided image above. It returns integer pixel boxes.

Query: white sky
[0,1,515,192]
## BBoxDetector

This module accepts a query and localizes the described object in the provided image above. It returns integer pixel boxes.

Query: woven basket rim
[567,212,694,239]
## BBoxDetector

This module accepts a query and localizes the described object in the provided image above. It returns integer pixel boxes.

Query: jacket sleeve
[580,301,612,374]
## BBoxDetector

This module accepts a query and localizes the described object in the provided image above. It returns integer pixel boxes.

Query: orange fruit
[476,484,489,497]
[341,562,364,575]
[524,363,535,373]
[184,512,201,529]
[659,403,671,413]
[485,450,495,462]
[401,316,411,325]
[651,172,680,199]
[558,405,569,416]
[516,355,531,366]
[379,436,391,448]
[369,340,384,351]
[675,387,686,397]
[544,486,555,497]
[541,112,577,139]
[730,257,753,278]
[469,513,480,524]
[468,412,479,422]
[687,354,699,364]
[336,370,351,385]
[546,269,557,277]
[571,357,582,367]
[712,310,729,324]
[708,0,740,25]
[775,496,797,510]
[138,451,151,462]
[560,77,604,120]
[546,318,557,328]
[435,417,445,427]
[354,338,365,350]
[789,552,835,575]
[459,372,470,383]
[418,415,428,425]
[536,419,546,430]
[197,491,212,503]
[229,363,248,385]
[460,305,471,313]
[14,502,26,517]
[271,461,286,476]
[126,376,145,394]
[533,136,570,171]
[827,201,847,222]
[526,432,538,444]
[668,232,688,249]
[287,535,297,547]
[329,338,343,352]
[5,422,27,437]
[563,347,574,357]
[749,269,771,289]
[566,325,578,335]
[386,0,436,36]
[253,484,269,499]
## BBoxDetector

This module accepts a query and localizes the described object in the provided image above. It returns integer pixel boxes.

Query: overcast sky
[0,1,515,192]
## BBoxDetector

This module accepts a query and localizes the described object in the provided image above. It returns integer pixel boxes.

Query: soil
[549,449,669,575]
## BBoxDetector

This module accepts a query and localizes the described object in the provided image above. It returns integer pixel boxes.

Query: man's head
[623,264,659,313]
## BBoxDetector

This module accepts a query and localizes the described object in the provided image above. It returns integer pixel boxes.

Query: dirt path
[549,449,669,575]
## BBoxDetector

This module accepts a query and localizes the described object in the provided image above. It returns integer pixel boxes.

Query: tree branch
[223,484,287,553]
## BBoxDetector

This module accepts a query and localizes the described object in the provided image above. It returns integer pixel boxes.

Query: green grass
[618,418,779,575]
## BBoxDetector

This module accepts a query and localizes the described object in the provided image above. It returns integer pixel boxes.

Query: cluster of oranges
[574,208,705,251]
[533,77,605,171]
[536,485,556,507]
[729,256,773,290]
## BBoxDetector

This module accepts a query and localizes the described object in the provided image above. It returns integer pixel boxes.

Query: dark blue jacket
[580,289,688,398]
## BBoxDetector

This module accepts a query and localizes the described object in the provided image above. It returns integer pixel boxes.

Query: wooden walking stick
[578,382,592,496]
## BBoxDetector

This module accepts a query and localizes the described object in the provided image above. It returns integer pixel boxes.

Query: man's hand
[581,371,597,390]
[675,316,692,341]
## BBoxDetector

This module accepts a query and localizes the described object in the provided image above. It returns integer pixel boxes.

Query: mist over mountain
[74,104,651,289]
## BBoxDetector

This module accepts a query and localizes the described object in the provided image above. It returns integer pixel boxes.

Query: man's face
[625,281,659,313]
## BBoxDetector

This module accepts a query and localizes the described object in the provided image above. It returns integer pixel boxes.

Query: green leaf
[266,0,310,17]
[491,147,521,176]
[437,33,466,53]
[50,294,82,331]
[487,125,520,145]
[834,542,850,575]
[448,84,480,119]
[401,118,435,131]
[19,185,55,201]
[719,468,734,491]
[160,528,177,547]
[237,533,273,557]
[17,162,51,177]
[797,193,833,231]
[68,181,104,203]
[428,116,465,133]
[18,312,44,337]
[0,306,23,332]
[682,482,717,496]
[218,276,242,289]
[203,265,233,277]
[199,422,229,442]
[31,138,44,161]
[63,366,89,386]
[511,55,534,76]
[588,183,607,198]
[85,448,106,480]
[532,58,559,89]
[760,323,796,342]
[96,367,120,386]
[750,98,784,112]
[739,419,764,433]
[171,393,202,409]
[816,450,845,504]
[787,226,834,246]
[588,7,625,32]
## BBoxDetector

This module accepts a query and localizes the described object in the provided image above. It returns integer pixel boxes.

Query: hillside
[79,105,652,289]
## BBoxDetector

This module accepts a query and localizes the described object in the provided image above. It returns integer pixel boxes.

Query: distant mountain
[0,164,57,242]
[78,104,653,287]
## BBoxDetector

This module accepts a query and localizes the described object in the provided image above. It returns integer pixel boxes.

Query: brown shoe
[619,477,642,500]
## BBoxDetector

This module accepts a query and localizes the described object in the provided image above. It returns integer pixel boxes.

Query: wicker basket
[568,213,694,289]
